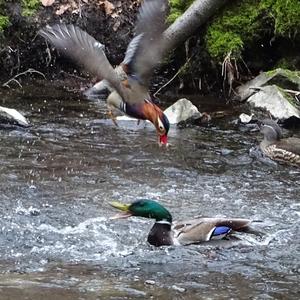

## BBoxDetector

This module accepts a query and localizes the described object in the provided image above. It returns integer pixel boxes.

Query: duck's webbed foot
[107,110,119,127]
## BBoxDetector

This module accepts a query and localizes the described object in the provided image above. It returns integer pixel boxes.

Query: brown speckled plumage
[260,119,300,167]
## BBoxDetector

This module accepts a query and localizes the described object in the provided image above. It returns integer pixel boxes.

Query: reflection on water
[0,84,299,299]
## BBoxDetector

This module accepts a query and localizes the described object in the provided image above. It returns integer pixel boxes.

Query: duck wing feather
[173,217,252,245]
[39,24,128,102]
[122,0,168,87]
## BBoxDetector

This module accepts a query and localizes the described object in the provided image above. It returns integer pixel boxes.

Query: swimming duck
[110,199,252,247]
[39,0,170,145]
[259,119,300,167]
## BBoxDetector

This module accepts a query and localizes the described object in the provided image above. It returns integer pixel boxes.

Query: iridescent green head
[110,199,172,222]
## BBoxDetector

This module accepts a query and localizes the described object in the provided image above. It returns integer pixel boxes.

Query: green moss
[167,0,194,23]
[0,1,9,32]
[206,31,244,60]
[275,57,300,71]
[167,9,182,23]
[260,0,300,37]
[275,58,294,70]
[266,68,300,79]
[266,69,300,88]
[22,0,40,17]
[205,0,266,60]
[0,15,9,31]
[204,0,300,62]
[265,69,300,94]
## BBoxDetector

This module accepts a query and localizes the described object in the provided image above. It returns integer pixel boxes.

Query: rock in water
[234,68,300,122]
[0,106,30,127]
[247,85,300,120]
[163,98,201,124]
[239,113,254,124]
[235,68,300,102]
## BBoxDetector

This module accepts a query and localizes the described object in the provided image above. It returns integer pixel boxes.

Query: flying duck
[110,199,253,247]
[39,0,170,145]
[259,119,300,166]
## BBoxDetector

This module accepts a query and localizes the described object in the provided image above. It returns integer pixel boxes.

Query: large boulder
[247,85,300,120]
[163,98,201,124]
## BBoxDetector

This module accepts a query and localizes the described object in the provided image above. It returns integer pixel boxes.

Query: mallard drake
[39,0,170,145]
[110,199,252,247]
[259,119,300,166]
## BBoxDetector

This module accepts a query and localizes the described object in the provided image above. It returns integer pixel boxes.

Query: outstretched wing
[39,24,127,101]
[122,0,168,87]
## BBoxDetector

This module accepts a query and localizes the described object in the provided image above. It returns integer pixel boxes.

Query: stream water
[0,83,299,299]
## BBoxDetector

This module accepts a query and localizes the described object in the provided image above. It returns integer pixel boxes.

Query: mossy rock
[247,85,300,120]
[266,69,300,90]
[236,68,300,101]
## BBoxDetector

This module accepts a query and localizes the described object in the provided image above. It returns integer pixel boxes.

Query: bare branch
[153,56,192,97]
[2,68,46,88]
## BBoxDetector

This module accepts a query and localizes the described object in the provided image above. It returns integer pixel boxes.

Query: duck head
[110,199,172,222]
[260,119,282,142]
[154,112,170,146]
[140,99,169,145]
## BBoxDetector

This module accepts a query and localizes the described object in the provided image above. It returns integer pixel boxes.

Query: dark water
[0,84,299,299]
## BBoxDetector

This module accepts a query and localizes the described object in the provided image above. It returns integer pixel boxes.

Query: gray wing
[39,24,127,101]
[173,217,252,245]
[122,0,168,87]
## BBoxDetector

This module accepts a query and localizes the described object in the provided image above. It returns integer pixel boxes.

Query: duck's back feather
[263,139,300,166]
[276,138,300,156]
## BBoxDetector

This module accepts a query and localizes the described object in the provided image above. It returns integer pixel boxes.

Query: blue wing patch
[211,226,231,240]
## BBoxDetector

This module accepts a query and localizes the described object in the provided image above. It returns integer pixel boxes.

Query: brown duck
[259,119,300,166]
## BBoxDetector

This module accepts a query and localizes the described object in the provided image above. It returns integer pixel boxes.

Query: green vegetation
[260,0,300,37]
[0,0,9,32]
[168,0,194,23]
[0,0,41,33]
[0,15,9,32]
[205,0,263,60]
[169,0,300,62]
[22,0,41,17]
